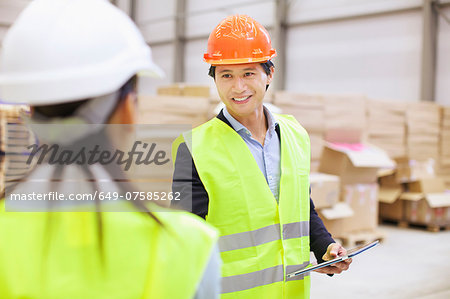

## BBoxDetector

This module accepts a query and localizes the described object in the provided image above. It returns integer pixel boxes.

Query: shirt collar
[223,105,278,137]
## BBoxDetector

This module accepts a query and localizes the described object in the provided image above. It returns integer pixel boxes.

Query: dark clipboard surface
[286,240,379,278]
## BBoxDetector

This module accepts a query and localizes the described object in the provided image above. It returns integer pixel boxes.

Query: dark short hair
[208,60,274,79]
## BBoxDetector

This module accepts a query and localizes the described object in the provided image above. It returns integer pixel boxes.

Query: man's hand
[314,243,352,275]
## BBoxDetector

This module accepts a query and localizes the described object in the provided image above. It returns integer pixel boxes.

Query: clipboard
[286,240,379,278]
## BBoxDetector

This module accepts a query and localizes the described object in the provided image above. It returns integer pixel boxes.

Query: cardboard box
[407,102,441,119]
[310,173,340,209]
[442,107,450,128]
[183,85,211,97]
[408,178,446,193]
[366,98,407,113]
[309,133,324,161]
[138,111,207,127]
[279,106,324,133]
[323,95,367,137]
[401,177,450,226]
[274,92,324,134]
[319,142,395,184]
[407,147,439,160]
[438,174,450,189]
[139,95,210,115]
[367,123,405,137]
[310,160,320,173]
[138,95,210,127]
[379,171,401,187]
[157,85,183,96]
[339,183,379,232]
[394,158,435,182]
[318,202,354,237]
[401,192,450,226]
[366,99,407,159]
[324,128,362,144]
[378,187,403,221]
[157,84,211,97]
[273,92,323,108]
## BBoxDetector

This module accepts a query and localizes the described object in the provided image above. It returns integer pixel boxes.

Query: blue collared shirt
[223,106,281,202]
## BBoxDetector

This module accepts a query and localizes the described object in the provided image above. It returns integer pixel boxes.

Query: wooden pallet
[336,229,385,248]
[379,218,409,228]
[405,222,450,232]
[380,218,450,232]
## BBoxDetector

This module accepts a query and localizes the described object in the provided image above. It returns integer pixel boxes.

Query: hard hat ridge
[204,14,276,65]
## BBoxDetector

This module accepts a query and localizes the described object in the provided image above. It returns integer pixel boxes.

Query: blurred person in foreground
[0,0,220,298]
[172,14,351,298]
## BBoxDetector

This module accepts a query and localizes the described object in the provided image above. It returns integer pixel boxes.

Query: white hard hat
[0,0,164,105]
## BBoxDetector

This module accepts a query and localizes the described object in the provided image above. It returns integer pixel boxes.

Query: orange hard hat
[204,14,277,65]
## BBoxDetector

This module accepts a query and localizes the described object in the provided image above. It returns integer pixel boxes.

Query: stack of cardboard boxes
[156,83,211,98]
[138,95,210,127]
[0,104,33,196]
[378,168,450,231]
[378,171,404,222]
[406,102,441,161]
[138,83,212,127]
[401,178,450,231]
[317,131,394,239]
[322,95,367,143]
[366,99,407,158]
[310,173,340,209]
[274,92,324,170]
[438,107,450,188]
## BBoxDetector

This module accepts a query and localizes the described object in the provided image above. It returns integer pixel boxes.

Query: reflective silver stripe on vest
[286,262,310,281]
[283,221,310,240]
[221,263,310,294]
[219,224,280,252]
[219,221,309,252]
[221,265,284,294]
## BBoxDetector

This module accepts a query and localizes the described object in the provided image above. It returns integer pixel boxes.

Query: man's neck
[231,107,268,145]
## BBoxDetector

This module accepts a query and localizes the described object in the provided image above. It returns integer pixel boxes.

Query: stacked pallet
[322,94,367,143]
[138,95,210,127]
[273,92,325,170]
[0,104,33,196]
[157,83,211,98]
[406,102,441,161]
[438,107,450,188]
[366,99,407,158]
[378,171,450,232]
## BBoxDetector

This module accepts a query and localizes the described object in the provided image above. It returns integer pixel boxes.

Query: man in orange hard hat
[172,15,352,298]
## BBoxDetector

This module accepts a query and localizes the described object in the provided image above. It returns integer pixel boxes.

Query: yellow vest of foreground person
[173,114,311,298]
[0,200,217,299]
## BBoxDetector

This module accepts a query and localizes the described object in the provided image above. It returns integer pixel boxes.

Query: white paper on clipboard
[286,240,379,278]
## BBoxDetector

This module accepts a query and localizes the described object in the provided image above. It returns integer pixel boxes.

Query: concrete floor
[311,224,450,299]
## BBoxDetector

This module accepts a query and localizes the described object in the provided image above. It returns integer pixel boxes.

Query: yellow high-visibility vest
[173,114,311,298]
[0,200,218,299]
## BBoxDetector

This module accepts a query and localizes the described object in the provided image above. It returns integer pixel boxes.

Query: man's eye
[222,74,231,78]
[244,72,254,77]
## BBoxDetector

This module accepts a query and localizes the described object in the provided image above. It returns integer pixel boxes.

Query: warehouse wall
[436,6,450,106]
[0,0,31,47]
[0,0,450,106]
[136,0,175,95]
[285,11,422,102]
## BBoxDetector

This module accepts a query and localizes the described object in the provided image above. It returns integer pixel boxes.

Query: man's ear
[267,66,275,85]
[108,92,136,124]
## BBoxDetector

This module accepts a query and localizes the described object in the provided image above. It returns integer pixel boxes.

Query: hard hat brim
[138,61,165,79]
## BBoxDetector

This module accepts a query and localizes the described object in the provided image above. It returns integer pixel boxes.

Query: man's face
[214,63,273,121]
